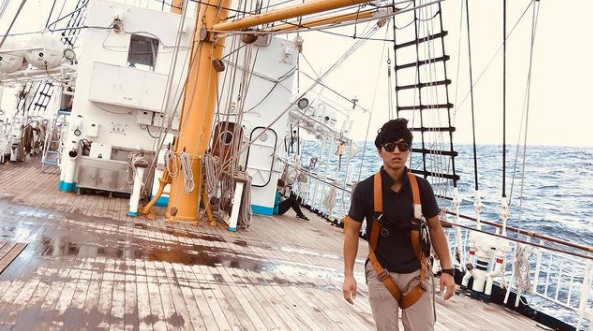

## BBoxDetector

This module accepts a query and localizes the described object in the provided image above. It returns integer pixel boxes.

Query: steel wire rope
[355,25,390,183]
[0,0,11,21]
[220,20,372,174]
[502,0,508,200]
[219,0,254,186]
[298,55,371,115]
[0,0,28,50]
[45,0,57,28]
[386,47,394,119]
[140,0,194,197]
[227,44,261,182]
[208,23,243,218]
[509,1,540,222]
[463,0,479,194]
[45,0,88,30]
[428,1,450,202]
[421,0,448,202]
[206,0,444,38]
[451,0,464,129]
[453,0,535,116]
[220,22,382,172]
[221,0,254,227]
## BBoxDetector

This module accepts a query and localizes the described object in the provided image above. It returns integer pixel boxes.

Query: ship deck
[0,158,547,330]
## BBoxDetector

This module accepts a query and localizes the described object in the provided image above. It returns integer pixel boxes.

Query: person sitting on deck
[274,179,309,221]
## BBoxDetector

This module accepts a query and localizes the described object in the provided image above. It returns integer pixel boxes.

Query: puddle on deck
[0,197,345,285]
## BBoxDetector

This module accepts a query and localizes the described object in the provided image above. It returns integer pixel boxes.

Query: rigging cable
[454,0,534,113]
[45,0,57,28]
[464,0,479,192]
[510,0,541,223]
[502,0,507,199]
[356,25,390,183]
[0,0,28,50]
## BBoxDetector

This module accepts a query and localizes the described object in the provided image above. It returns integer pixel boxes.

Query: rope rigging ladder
[391,0,459,192]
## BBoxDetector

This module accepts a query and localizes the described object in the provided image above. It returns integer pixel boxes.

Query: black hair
[277,179,286,187]
[374,118,413,149]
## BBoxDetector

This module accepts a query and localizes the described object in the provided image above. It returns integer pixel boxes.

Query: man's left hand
[439,273,456,300]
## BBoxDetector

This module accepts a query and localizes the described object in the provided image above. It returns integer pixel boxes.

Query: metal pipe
[446,210,593,254]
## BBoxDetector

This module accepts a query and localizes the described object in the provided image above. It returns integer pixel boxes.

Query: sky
[292,0,593,147]
[2,0,593,147]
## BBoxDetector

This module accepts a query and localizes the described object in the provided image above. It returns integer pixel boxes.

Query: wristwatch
[441,268,455,276]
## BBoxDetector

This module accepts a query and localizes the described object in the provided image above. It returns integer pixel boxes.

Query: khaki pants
[365,262,434,331]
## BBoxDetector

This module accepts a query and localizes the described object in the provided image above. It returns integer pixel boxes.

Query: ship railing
[445,218,593,329]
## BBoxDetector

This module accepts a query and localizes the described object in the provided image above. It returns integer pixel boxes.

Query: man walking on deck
[342,118,455,331]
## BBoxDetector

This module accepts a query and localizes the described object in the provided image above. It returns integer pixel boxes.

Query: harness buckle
[377,268,390,281]
[419,280,427,291]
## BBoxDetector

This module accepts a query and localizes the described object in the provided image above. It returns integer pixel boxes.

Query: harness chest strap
[369,171,427,309]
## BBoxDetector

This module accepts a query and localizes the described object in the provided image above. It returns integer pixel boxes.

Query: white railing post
[577,256,593,330]
[532,239,544,296]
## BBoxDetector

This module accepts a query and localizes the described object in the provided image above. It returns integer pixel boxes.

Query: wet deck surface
[0,158,546,330]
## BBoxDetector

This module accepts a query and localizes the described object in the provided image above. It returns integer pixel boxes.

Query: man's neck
[383,166,405,184]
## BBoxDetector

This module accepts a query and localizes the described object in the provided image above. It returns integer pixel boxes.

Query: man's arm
[343,218,362,304]
[427,215,456,300]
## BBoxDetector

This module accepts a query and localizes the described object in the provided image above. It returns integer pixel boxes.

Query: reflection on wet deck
[0,160,545,330]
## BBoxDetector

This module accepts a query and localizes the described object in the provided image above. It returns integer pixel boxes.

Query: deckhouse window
[127,34,159,71]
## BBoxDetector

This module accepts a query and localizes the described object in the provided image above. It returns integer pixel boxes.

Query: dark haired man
[343,118,455,330]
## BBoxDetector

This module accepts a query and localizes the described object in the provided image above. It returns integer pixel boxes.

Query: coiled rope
[179,151,195,193]
[513,244,532,304]
[202,154,220,196]
[164,149,179,177]
[127,152,145,189]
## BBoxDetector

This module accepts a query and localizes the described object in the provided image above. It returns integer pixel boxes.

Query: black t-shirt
[348,167,440,273]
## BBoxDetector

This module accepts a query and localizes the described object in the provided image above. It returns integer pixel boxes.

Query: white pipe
[462,245,476,289]
[128,166,146,217]
[60,145,78,191]
[228,181,244,231]
[485,254,505,297]
[471,250,490,293]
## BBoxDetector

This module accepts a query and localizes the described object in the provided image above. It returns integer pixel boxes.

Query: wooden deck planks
[0,159,552,331]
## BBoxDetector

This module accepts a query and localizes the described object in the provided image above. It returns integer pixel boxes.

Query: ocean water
[297,141,593,247]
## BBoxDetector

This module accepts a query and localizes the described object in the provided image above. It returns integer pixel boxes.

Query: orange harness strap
[368,171,427,309]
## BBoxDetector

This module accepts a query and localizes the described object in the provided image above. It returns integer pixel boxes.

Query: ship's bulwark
[0,159,543,330]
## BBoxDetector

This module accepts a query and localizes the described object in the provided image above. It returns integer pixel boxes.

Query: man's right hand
[342,276,357,304]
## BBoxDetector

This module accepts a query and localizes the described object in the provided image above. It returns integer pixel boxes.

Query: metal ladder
[41,109,70,172]
[392,0,459,194]
[35,0,88,171]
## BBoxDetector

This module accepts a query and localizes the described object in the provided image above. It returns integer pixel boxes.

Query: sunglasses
[382,141,410,152]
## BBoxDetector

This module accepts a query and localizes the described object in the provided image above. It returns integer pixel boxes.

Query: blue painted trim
[128,211,137,217]
[227,227,237,231]
[151,195,169,207]
[251,204,273,216]
[59,181,77,192]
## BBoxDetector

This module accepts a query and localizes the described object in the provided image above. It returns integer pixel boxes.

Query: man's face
[378,139,410,172]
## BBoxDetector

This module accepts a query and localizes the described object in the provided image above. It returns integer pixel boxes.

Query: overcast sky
[2,0,592,147]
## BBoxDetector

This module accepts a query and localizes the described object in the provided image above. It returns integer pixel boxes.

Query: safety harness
[368,171,429,309]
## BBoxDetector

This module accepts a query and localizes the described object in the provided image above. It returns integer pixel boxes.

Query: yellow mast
[212,0,377,32]
[264,10,377,33]
[171,0,183,14]
[167,0,376,221]
[166,0,231,221]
